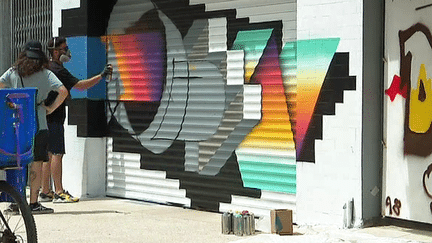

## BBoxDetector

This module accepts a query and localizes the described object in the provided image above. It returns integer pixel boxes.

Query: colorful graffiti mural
[110,33,165,102]
[386,23,432,157]
[385,22,432,218]
[233,29,295,193]
[380,1,432,224]
[61,0,357,211]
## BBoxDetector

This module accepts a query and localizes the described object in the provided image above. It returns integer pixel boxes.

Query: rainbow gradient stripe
[110,33,165,102]
[296,38,339,157]
[238,34,295,151]
[234,30,296,193]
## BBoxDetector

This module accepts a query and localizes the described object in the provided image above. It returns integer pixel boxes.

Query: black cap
[25,40,44,59]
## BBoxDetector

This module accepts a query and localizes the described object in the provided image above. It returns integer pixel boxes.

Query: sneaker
[39,191,54,202]
[53,190,79,203]
[4,203,19,215]
[29,202,54,214]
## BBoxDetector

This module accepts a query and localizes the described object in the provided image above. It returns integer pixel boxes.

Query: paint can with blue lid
[233,212,243,236]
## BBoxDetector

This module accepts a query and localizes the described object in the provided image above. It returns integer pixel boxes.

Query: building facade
[0,0,391,231]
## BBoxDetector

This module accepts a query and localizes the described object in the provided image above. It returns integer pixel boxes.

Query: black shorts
[34,130,49,162]
[47,122,65,155]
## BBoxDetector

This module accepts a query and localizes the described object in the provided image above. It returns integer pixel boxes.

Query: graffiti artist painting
[39,36,112,203]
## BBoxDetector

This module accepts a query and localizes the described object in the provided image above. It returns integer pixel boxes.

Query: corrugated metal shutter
[106,0,297,222]
[11,0,52,62]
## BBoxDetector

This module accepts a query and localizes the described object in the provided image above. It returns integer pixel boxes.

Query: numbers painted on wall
[386,196,401,216]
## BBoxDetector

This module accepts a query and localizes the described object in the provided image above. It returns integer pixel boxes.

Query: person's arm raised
[73,64,113,90]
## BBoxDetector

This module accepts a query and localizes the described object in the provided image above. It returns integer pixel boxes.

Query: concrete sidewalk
[34,197,432,243]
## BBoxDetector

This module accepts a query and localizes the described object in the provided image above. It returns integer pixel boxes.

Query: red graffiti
[385,75,407,102]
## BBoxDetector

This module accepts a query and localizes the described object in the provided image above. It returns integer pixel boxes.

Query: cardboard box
[270,209,293,235]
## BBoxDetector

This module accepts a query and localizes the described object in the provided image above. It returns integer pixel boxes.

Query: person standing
[0,40,68,213]
[40,36,112,203]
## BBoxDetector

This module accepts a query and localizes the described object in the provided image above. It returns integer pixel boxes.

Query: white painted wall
[52,0,80,37]
[296,0,364,227]
[62,107,106,199]
[384,0,432,224]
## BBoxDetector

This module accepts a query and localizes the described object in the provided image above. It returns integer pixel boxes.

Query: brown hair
[13,51,49,77]
[47,36,67,56]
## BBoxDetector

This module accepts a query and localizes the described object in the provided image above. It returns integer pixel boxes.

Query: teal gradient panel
[232,29,273,81]
[297,38,340,70]
[237,157,296,194]
[296,38,340,160]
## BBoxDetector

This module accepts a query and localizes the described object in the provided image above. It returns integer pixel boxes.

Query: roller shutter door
[105,0,297,224]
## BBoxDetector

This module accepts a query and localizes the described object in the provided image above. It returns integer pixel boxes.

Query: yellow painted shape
[409,64,432,133]
[245,62,258,83]
[239,117,295,150]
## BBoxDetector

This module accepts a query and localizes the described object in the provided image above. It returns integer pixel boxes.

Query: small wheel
[0,181,37,242]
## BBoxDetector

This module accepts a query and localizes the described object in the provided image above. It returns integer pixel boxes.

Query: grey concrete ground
[33,197,432,243]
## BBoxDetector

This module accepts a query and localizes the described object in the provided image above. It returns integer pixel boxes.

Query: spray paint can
[242,211,255,236]
[243,213,252,235]
[250,212,256,235]
[221,211,233,234]
[233,212,243,236]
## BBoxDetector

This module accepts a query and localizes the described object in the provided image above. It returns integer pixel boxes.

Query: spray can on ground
[241,210,256,236]
[243,213,252,235]
[249,212,255,235]
[233,212,243,236]
[221,211,233,234]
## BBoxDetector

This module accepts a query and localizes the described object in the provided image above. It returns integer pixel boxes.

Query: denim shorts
[34,130,49,162]
[47,122,65,155]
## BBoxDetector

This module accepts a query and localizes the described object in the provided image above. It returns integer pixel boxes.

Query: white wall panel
[383,0,432,225]
[296,0,363,228]
[52,0,79,36]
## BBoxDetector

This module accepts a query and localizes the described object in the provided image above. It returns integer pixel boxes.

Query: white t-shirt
[0,67,64,130]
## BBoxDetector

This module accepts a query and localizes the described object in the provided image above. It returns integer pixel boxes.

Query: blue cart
[0,88,38,242]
